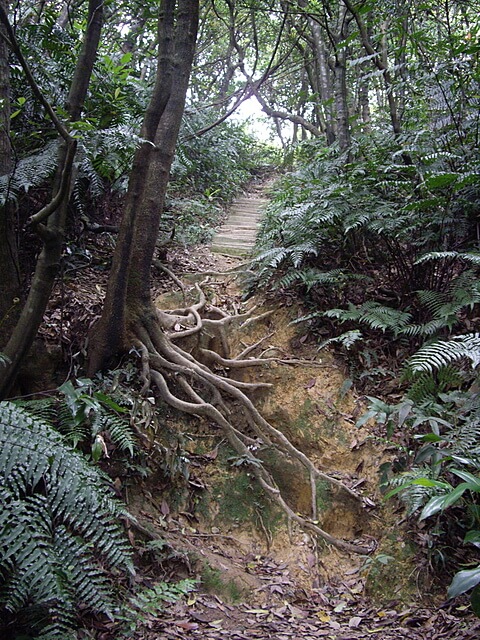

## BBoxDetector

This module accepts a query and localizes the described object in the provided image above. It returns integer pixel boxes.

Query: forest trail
[211,182,269,255]
[135,214,479,640]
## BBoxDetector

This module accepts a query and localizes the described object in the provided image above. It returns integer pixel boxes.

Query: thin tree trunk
[0,0,20,346]
[332,2,351,153]
[0,0,103,398]
[309,17,336,145]
[333,47,350,152]
[343,0,402,137]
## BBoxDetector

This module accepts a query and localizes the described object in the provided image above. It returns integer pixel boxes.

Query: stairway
[211,194,268,257]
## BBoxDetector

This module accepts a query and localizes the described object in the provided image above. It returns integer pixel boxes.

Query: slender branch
[153,259,186,303]
[27,139,77,226]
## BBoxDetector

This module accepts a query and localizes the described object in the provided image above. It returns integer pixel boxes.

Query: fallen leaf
[245,609,269,615]
[161,500,170,516]
[316,612,330,622]
[208,619,223,629]
[349,616,363,627]
[333,601,348,613]
[174,621,199,630]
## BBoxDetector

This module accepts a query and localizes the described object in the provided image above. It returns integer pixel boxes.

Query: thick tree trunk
[87,0,200,374]
[0,0,103,398]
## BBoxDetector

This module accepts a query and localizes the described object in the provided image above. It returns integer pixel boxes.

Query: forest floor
[37,184,480,640]
[115,248,478,640]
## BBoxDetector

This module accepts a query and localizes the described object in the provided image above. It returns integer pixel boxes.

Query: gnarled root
[131,284,375,556]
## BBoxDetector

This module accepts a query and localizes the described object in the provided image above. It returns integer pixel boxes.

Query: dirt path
[211,183,269,256]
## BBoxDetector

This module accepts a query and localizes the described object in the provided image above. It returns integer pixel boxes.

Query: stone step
[210,185,270,255]
[228,208,264,214]
[212,237,255,247]
[216,224,259,232]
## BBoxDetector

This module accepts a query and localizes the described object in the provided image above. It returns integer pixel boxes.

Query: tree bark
[309,16,336,145]
[88,0,200,374]
[0,0,103,398]
[0,0,20,347]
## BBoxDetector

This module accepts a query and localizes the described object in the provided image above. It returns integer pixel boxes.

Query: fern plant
[16,378,138,458]
[0,401,134,639]
[0,141,59,207]
[116,578,197,637]
[408,333,480,374]
[366,330,480,614]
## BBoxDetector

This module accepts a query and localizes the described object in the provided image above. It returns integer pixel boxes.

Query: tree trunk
[0,0,20,348]
[309,17,336,146]
[0,0,103,398]
[332,2,351,153]
[333,48,350,152]
[343,0,403,138]
[88,0,200,374]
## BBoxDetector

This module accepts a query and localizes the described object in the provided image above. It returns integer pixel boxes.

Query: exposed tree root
[131,282,375,556]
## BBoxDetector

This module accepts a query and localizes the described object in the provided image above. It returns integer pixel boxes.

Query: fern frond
[387,468,441,516]
[325,301,412,336]
[0,141,58,206]
[318,330,363,350]
[449,420,480,461]
[415,251,480,267]
[278,268,353,291]
[407,366,463,405]
[92,411,136,456]
[408,334,480,373]
[416,290,451,318]
[400,318,450,337]
[0,401,134,638]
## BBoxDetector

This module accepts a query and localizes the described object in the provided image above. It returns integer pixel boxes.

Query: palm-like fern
[0,142,59,206]
[325,301,413,336]
[415,251,480,268]
[408,333,480,373]
[16,380,138,456]
[0,401,134,639]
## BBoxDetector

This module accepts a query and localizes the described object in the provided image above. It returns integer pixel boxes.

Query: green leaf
[411,478,451,489]
[471,585,480,617]
[93,392,128,413]
[464,530,480,545]
[451,469,480,488]
[448,566,480,598]
[424,173,458,189]
[416,433,443,442]
[419,495,448,520]
[441,483,470,509]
